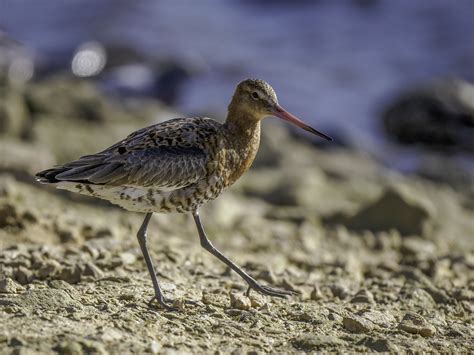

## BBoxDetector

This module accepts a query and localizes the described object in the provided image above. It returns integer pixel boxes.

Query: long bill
[272,104,332,141]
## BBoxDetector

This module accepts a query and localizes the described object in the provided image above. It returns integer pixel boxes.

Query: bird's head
[229,78,331,141]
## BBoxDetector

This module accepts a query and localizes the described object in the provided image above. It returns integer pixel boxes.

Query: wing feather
[36,118,219,189]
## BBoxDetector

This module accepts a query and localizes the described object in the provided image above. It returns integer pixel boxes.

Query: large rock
[323,187,432,236]
[382,78,474,152]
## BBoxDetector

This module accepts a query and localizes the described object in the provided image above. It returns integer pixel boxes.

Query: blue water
[1,0,473,159]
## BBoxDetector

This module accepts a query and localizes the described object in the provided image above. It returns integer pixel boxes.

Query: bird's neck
[224,106,261,140]
[223,108,261,184]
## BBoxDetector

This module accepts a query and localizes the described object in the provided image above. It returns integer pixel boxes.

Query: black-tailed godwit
[36,78,331,310]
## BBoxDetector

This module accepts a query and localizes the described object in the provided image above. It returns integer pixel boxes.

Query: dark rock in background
[382,78,474,152]
[323,187,432,236]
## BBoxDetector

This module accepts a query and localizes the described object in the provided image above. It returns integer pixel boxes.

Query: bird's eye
[251,92,259,100]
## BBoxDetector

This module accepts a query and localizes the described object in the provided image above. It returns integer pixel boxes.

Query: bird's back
[37,117,227,213]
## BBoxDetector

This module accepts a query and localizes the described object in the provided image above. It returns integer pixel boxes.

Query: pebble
[0,278,25,293]
[357,336,398,352]
[56,227,79,243]
[22,210,38,224]
[150,340,162,354]
[57,264,83,284]
[360,310,396,328]
[398,311,436,337]
[36,260,62,279]
[249,294,266,308]
[119,252,137,265]
[201,292,227,308]
[351,288,375,304]
[409,288,436,309]
[229,292,251,310]
[82,225,113,240]
[453,288,473,302]
[83,262,104,279]
[81,244,101,259]
[310,285,324,301]
[56,340,83,355]
[330,284,350,300]
[14,266,33,285]
[172,298,187,311]
[343,314,374,333]
[0,202,19,228]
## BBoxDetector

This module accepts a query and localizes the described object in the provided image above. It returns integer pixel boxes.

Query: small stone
[56,227,79,243]
[0,278,25,293]
[22,210,38,224]
[409,288,436,309]
[14,266,33,285]
[9,337,24,347]
[310,285,324,301]
[36,260,62,279]
[0,203,19,228]
[295,310,321,323]
[118,293,136,302]
[330,284,350,299]
[328,311,343,322]
[398,311,436,337]
[357,336,398,352]
[81,244,101,259]
[201,292,227,308]
[401,238,436,258]
[48,280,79,296]
[360,310,396,328]
[119,252,137,265]
[172,298,186,311]
[100,328,123,342]
[57,264,83,284]
[82,262,104,279]
[80,340,108,355]
[351,288,375,304]
[150,341,162,354]
[249,294,266,308]
[343,314,374,333]
[56,340,83,355]
[453,288,473,302]
[229,292,251,310]
[82,225,113,240]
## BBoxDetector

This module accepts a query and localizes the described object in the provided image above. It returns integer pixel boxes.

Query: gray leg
[136,212,174,310]
[192,210,294,298]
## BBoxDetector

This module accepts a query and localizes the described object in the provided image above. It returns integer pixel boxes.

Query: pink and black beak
[272,105,332,141]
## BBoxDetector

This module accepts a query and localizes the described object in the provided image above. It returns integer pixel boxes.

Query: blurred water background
[1,0,473,175]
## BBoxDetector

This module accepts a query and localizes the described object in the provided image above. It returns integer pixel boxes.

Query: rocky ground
[0,75,473,354]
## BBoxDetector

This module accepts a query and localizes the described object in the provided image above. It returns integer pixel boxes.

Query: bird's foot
[147,295,199,311]
[246,281,296,298]
[147,295,177,311]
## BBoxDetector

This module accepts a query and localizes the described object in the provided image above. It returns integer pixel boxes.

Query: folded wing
[36,118,213,189]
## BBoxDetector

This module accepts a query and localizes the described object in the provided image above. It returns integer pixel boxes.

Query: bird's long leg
[136,212,175,310]
[192,210,294,298]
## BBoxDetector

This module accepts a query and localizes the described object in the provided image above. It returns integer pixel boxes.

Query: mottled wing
[37,118,219,189]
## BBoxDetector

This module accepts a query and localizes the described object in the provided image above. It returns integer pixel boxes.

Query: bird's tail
[35,153,108,184]
[36,166,71,184]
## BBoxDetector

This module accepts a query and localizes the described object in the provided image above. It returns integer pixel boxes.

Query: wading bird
[36,79,331,310]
